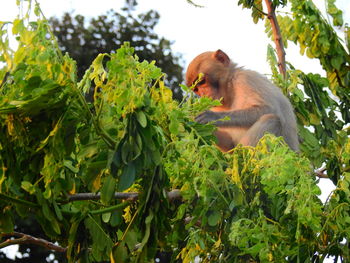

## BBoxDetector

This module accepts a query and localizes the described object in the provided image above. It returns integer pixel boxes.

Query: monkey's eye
[197,78,206,86]
[194,75,206,88]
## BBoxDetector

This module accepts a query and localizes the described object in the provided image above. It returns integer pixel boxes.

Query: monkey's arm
[196,105,273,127]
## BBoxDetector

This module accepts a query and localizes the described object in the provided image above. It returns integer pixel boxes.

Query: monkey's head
[186,49,232,100]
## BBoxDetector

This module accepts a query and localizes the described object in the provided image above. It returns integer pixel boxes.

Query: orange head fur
[186,50,234,105]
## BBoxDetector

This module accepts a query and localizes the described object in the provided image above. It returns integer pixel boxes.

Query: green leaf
[12,19,24,35]
[124,229,138,251]
[174,203,187,220]
[64,160,79,173]
[85,216,113,260]
[331,56,343,70]
[51,218,62,235]
[78,143,99,160]
[208,210,221,226]
[102,212,111,223]
[34,2,41,16]
[68,215,83,247]
[21,181,35,194]
[53,200,63,221]
[151,149,161,165]
[111,241,128,263]
[110,210,122,227]
[43,187,51,199]
[101,174,116,205]
[136,111,147,128]
[169,118,179,135]
[344,72,350,88]
[121,137,141,164]
[14,47,26,64]
[117,162,136,191]
[0,211,14,232]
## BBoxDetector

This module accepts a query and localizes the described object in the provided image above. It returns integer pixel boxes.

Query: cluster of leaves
[239,0,350,184]
[49,1,184,100]
[0,2,215,261]
[0,1,350,263]
[275,0,349,185]
[169,137,319,262]
[238,0,287,23]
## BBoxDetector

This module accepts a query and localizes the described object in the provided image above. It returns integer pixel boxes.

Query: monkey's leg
[238,114,282,147]
[215,129,236,152]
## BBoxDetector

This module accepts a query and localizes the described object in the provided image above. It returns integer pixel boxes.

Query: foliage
[0,1,349,263]
[240,0,350,183]
[49,1,184,100]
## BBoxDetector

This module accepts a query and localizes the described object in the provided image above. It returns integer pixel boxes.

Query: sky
[1,0,349,260]
[2,0,349,75]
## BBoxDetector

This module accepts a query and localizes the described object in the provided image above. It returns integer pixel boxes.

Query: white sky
[1,0,349,261]
[1,0,349,74]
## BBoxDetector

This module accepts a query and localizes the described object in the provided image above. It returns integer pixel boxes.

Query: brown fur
[186,50,299,152]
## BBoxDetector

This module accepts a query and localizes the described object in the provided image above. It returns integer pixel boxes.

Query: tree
[49,1,184,100]
[0,0,349,262]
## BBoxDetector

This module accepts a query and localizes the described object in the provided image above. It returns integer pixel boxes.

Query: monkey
[185,49,299,152]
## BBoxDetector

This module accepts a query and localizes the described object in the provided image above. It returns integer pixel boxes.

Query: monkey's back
[233,69,299,151]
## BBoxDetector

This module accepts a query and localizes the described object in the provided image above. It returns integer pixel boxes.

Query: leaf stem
[0,193,40,208]
[89,201,130,215]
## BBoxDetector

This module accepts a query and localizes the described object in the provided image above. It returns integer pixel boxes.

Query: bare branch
[315,167,329,179]
[0,190,182,253]
[67,192,139,202]
[0,232,67,253]
[264,0,286,78]
[67,189,182,203]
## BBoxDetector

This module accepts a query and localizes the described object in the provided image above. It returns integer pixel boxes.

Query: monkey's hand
[195,110,227,125]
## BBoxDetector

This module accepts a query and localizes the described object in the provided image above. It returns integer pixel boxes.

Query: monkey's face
[190,74,216,98]
[186,50,231,100]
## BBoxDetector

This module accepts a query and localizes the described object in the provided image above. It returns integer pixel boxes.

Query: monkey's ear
[213,50,230,66]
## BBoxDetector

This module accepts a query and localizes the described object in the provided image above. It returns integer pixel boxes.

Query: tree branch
[67,192,139,202]
[0,190,183,253]
[315,167,329,179]
[264,0,286,78]
[67,189,182,203]
[0,232,67,253]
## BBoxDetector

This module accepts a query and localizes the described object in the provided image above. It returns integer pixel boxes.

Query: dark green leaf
[117,162,136,191]
[0,211,14,232]
[101,175,116,205]
[208,210,221,226]
[110,210,123,227]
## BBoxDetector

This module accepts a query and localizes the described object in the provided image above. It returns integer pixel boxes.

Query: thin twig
[0,232,67,253]
[315,167,329,179]
[68,192,139,202]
